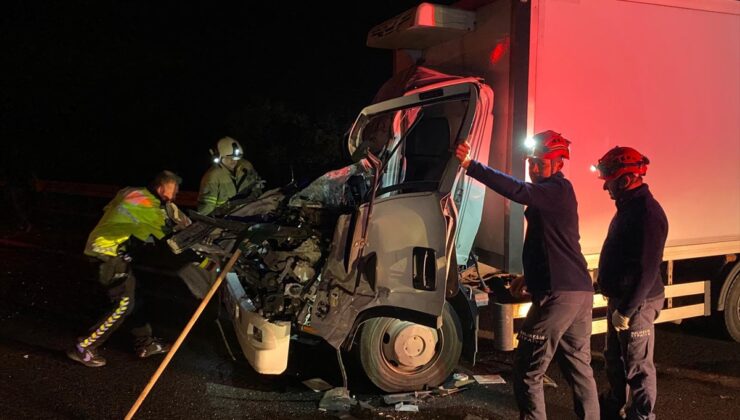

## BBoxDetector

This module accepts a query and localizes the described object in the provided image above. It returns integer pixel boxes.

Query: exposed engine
[228,209,334,322]
[167,159,373,324]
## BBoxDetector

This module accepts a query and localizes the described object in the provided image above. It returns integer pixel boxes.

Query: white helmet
[211,137,243,163]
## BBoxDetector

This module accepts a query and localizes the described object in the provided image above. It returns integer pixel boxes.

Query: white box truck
[367,0,740,351]
[177,0,739,394]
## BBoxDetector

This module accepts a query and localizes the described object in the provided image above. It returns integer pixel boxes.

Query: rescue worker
[456,131,599,419]
[67,171,186,367]
[197,136,263,215]
[593,147,667,420]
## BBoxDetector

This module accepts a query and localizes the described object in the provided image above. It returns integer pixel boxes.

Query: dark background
[1,1,454,191]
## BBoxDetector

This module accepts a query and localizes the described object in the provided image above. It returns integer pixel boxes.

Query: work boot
[599,393,627,420]
[135,337,171,358]
[66,344,107,367]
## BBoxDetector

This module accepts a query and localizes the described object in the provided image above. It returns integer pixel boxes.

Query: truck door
[308,81,493,393]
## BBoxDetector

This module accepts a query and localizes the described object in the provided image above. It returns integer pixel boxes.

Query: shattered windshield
[350,97,470,197]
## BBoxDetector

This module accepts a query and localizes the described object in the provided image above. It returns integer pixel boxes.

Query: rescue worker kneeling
[67,170,190,367]
[457,131,598,419]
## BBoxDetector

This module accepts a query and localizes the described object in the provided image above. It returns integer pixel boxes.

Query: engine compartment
[167,160,374,327]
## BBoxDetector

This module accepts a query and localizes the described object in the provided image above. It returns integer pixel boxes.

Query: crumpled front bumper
[223,272,291,375]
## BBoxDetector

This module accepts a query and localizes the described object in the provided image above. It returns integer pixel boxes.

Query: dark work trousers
[77,256,152,350]
[604,295,664,420]
[513,291,599,420]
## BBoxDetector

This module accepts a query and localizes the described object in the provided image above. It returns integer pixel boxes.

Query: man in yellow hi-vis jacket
[67,170,189,367]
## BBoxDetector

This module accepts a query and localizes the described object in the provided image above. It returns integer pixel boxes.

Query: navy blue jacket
[597,184,667,317]
[466,161,593,294]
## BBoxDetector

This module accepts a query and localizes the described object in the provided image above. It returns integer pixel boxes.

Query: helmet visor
[595,160,647,180]
[594,160,622,179]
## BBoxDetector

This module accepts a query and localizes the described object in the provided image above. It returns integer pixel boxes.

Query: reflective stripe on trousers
[78,256,150,349]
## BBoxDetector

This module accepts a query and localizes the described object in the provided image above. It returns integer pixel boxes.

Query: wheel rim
[379,320,441,374]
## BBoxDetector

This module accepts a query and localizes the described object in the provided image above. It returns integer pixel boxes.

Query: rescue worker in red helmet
[457,130,598,419]
[593,146,667,420]
[197,136,264,215]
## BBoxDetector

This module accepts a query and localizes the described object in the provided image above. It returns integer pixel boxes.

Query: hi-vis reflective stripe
[123,190,153,207]
[200,196,227,206]
[80,297,130,348]
[117,205,140,224]
[91,242,119,257]
[91,237,128,257]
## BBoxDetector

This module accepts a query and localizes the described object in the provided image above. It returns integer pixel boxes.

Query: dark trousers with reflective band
[78,256,151,350]
[604,295,663,420]
[513,291,599,420]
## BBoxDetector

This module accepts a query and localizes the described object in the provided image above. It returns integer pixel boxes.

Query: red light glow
[416,3,436,27]
[490,37,510,64]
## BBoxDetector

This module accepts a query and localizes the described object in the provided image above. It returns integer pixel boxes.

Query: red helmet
[527,130,571,159]
[593,146,650,181]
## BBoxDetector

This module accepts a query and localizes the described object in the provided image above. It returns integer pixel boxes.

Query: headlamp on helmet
[211,136,244,164]
[525,130,571,160]
[592,146,649,181]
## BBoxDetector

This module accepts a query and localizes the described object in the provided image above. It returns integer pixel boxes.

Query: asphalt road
[1,207,739,419]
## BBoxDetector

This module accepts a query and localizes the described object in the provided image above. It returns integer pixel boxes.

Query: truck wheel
[358,302,462,392]
[724,270,740,342]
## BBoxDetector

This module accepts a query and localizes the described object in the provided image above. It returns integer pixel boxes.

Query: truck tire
[724,270,740,342]
[357,302,462,392]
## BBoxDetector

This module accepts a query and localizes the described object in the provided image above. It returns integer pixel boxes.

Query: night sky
[1,1,453,191]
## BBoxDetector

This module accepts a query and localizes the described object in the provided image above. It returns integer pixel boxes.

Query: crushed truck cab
[169,74,494,392]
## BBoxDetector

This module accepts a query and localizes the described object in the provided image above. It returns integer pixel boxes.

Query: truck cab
[172,72,495,392]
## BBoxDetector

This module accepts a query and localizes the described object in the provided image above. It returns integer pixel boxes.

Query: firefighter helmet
[212,137,243,163]
[592,146,649,181]
[526,130,571,160]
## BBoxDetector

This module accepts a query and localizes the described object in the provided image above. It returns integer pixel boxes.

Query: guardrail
[4,179,200,208]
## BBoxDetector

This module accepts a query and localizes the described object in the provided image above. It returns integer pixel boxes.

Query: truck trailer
[366,0,740,352]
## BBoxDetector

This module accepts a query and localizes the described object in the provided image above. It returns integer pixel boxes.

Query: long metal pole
[124,248,243,420]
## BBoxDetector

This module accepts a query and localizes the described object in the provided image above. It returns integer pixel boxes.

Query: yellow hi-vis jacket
[197,160,262,215]
[84,187,168,257]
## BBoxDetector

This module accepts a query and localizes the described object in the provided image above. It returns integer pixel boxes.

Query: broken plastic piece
[473,374,506,385]
[453,378,476,388]
[470,287,490,307]
[394,402,419,412]
[436,386,467,397]
[383,390,433,405]
[302,378,333,392]
[318,387,355,412]
[452,372,469,381]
